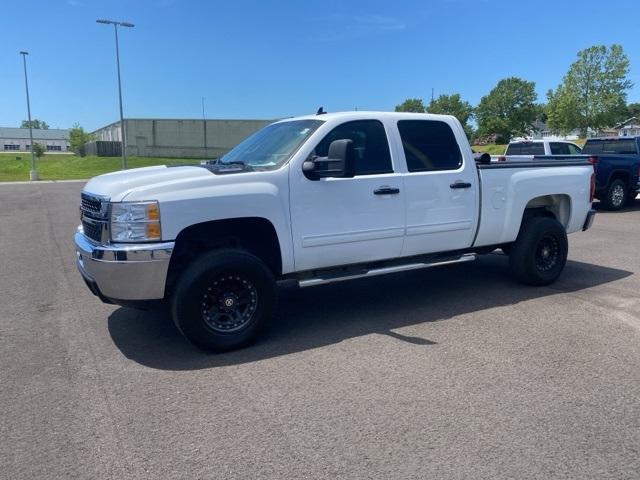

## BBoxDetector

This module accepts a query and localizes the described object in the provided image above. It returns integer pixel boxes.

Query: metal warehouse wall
[93,119,273,158]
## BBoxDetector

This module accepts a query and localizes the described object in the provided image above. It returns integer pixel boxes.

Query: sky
[2,0,640,131]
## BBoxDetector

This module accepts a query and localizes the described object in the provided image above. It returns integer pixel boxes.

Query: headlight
[110,201,161,242]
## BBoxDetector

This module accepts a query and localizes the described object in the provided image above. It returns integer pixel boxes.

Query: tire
[171,249,276,352]
[509,217,568,286]
[602,179,628,211]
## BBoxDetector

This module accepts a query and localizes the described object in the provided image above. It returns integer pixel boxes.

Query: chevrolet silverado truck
[75,112,596,351]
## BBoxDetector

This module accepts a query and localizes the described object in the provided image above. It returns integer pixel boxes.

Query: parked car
[75,112,596,351]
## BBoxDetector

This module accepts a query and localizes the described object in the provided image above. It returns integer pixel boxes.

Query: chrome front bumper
[74,227,174,302]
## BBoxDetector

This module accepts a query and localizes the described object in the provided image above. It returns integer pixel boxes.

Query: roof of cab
[274,110,458,123]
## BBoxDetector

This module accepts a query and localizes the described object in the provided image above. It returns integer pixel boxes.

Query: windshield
[219,119,324,169]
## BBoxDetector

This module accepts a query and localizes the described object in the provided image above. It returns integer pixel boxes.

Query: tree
[624,102,640,120]
[427,93,475,139]
[21,119,49,129]
[475,77,538,143]
[32,142,45,159]
[395,98,426,113]
[546,44,632,136]
[68,124,93,157]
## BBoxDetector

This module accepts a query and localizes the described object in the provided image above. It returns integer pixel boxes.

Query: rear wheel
[509,217,568,286]
[602,179,628,211]
[171,249,276,352]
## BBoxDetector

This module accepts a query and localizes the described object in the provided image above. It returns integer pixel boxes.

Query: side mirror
[303,139,355,179]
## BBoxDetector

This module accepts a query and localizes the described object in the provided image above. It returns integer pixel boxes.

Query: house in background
[0,128,70,152]
[616,117,640,137]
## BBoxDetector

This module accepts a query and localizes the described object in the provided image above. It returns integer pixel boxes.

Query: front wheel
[171,249,276,352]
[509,217,568,286]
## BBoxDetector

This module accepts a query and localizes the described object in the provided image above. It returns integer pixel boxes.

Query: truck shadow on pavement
[107,254,632,370]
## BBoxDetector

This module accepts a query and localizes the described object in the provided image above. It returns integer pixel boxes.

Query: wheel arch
[523,194,572,229]
[165,217,282,297]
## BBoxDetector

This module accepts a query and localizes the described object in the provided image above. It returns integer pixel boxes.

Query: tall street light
[96,19,134,170]
[19,51,38,181]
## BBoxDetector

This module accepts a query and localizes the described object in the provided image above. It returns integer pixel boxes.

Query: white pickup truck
[75,112,596,351]
[491,139,582,162]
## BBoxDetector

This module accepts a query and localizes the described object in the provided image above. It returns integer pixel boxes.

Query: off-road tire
[171,249,276,352]
[509,217,568,286]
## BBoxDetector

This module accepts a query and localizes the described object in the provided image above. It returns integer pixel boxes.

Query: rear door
[395,119,478,256]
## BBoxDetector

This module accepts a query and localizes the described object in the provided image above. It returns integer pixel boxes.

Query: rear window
[397,120,462,172]
[582,139,638,155]
[505,142,545,155]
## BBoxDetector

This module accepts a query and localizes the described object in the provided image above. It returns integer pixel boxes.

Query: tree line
[395,44,637,144]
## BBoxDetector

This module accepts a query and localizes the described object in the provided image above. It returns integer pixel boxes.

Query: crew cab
[75,112,596,351]
[492,139,582,162]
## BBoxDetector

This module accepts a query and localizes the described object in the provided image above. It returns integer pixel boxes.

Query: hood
[82,165,214,201]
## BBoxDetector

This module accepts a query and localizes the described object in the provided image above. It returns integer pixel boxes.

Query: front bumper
[74,227,174,302]
[583,209,596,231]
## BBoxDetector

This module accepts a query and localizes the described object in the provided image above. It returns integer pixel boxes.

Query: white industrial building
[92,118,272,158]
[0,128,70,152]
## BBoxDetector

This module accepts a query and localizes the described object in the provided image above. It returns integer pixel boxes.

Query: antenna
[316,106,326,115]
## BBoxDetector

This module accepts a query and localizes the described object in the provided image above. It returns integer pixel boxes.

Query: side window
[397,120,462,172]
[567,143,582,154]
[550,143,570,155]
[313,120,392,175]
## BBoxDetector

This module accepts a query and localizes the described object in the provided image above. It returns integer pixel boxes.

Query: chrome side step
[297,253,476,288]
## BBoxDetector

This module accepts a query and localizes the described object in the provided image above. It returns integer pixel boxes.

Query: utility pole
[20,51,38,181]
[202,97,207,158]
[97,19,134,169]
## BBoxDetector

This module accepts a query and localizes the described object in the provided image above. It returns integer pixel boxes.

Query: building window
[46,145,62,151]
[24,144,30,150]
[4,144,19,151]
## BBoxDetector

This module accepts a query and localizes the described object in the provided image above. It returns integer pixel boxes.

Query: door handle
[450,182,472,189]
[374,187,400,195]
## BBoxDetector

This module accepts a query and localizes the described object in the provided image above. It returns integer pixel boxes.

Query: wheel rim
[611,184,625,207]
[201,275,258,333]
[535,235,560,272]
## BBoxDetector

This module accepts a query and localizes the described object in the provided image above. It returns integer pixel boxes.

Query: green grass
[471,144,506,155]
[0,153,201,182]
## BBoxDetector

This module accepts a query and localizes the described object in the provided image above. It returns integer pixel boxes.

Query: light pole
[96,19,134,170]
[19,51,38,181]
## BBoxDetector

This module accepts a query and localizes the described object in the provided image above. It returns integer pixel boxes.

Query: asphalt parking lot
[1,182,639,479]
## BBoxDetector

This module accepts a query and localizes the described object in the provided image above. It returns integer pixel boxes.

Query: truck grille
[82,218,105,242]
[81,192,106,218]
[80,192,109,243]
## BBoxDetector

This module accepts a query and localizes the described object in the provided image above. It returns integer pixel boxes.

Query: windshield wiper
[213,160,254,173]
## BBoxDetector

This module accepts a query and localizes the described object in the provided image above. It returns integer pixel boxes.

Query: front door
[289,119,405,272]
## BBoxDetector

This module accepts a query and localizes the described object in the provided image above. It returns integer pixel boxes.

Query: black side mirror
[303,139,355,179]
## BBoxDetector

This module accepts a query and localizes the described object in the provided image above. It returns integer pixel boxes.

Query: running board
[297,253,476,288]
